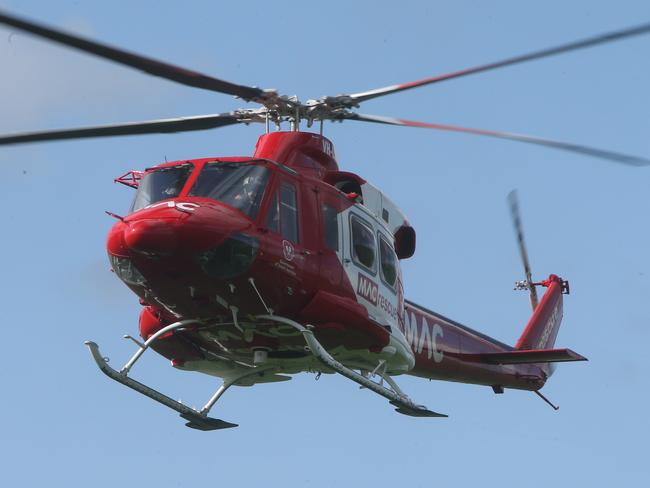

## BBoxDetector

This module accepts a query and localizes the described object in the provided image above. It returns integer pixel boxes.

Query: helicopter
[2,10,648,431]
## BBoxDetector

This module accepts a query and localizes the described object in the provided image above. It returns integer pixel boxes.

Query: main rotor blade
[0,10,267,102]
[507,190,538,311]
[0,113,242,145]
[348,22,650,104]
[347,113,650,167]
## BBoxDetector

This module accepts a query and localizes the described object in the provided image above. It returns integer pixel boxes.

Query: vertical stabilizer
[515,275,566,351]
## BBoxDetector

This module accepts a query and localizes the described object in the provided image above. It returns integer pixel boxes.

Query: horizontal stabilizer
[480,348,587,365]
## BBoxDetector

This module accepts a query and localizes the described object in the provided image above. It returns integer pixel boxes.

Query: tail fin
[476,275,587,372]
[516,274,567,351]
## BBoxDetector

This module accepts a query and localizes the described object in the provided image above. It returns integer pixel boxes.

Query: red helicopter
[2,10,649,431]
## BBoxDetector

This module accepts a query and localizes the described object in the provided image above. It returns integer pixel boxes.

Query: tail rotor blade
[507,190,539,311]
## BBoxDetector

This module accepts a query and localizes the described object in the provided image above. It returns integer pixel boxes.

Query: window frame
[349,213,377,275]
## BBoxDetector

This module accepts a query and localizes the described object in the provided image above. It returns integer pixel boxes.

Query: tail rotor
[507,190,539,311]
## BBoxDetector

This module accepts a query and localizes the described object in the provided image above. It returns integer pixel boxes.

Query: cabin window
[131,164,192,212]
[266,183,299,243]
[379,234,397,288]
[323,204,339,252]
[350,214,376,271]
[189,162,270,219]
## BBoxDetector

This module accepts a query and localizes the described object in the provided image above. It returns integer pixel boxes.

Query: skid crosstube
[85,341,237,431]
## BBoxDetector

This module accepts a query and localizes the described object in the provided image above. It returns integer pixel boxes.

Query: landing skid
[85,319,273,431]
[257,315,447,418]
[86,341,236,430]
[86,315,444,431]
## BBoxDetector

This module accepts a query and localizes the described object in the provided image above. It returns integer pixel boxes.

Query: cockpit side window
[189,162,270,219]
[280,184,299,243]
[131,164,192,212]
[266,192,279,233]
[265,182,299,243]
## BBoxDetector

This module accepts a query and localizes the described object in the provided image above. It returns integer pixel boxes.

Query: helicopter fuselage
[107,131,554,392]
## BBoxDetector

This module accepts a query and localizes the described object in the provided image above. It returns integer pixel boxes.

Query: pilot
[241,175,261,203]
[232,173,266,215]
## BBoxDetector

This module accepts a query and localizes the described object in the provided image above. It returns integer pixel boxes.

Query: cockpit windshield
[131,164,192,212]
[189,162,270,219]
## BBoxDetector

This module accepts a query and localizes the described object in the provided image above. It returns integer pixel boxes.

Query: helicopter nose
[123,218,178,255]
[107,200,254,259]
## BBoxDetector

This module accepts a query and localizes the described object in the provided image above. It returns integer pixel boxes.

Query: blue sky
[1,1,648,486]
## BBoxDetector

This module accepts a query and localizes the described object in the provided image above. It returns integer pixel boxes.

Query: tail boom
[400,274,585,391]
